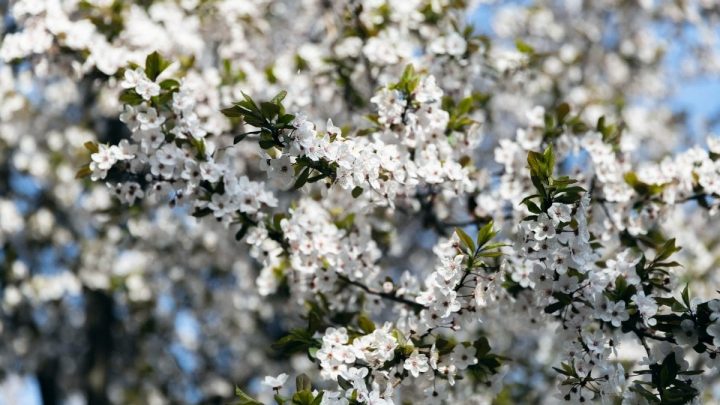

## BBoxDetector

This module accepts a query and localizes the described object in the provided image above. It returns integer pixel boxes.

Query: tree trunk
[37,358,59,405]
[83,289,114,405]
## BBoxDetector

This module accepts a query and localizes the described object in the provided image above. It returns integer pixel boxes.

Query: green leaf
[681,284,690,309]
[401,64,415,82]
[625,172,666,196]
[259,138,277,149]
[477,251,503,258]
[530,175,546,198]
[655,239,681,263]
[556,102,570,123]
[192,207,213,218]
[351,186,363,198]
[307,307,324,334]
[278,113,296,126]
[455,227,476,253]
[273,328,318,352]
[392,64,421,94]
[293,167,311,189]
[527,151,545,178]
[474,336,491,356]
[310,392,324,405]
[596,116,606,132]
[234,132,251,144]
[480,242,511,251]
[544,300,566,314]
[515,39,534,54]
[337,376,353,391]
[571,121,589,134]
[119,89,143,105]
[560,362,575,377]
[655,297,687,312]
[75,165,92,179]
[291,390,314,405]
[235,387,263,405]
[221,105,246,118]
[523,200,542,214]
[630,383,659,403]
[659,353,679,389]
[144,51,169,81]
[260,101,280,118]
[553,193,581,204]
[357,314,375,334]
[271,90,288,105]
[335,213,355,230]
[653,261,682,268]
[552,366,572,377]
[476,221,496,248]
[160,79,179,90]
[555,186,586,195]
[240,91,261,113]
[191,137,206,159]
[296,374,312,392]
[519,194,540,206]
[543,145,555,178]
[235,224,249,241]
[456,96,473,115]
[83,142,99,153]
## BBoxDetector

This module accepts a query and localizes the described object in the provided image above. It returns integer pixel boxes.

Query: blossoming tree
[3,0,720,404]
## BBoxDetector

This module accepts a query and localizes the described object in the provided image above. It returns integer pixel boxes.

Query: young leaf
[515,39,535,54]
[119,89,143,105]
[681,284,690,309]
[296,373,312,392]
[476,221,496,248]
[234,133,250,144]
[160,79,179,90]
[455,227,476,253]
[337,376,353,391]
[259,138,277,149]
[659,352,679,389]
[221,106,244,117]
[291,390,314,405]
[75,165,92,179]
[260,101,280,118]
[556,102,570,123]
[235,387,263,405]
[655,239,680,263]
[527,151,545,178]
[235,224,249,241]
[543,146,555,178]
[293,167,311,189]
[241,91,261,113]
[310,392,324,405]
[456,96,473,115]
[357,314,376,334]
[144,51,169,81]
[271,90,288,105]
[83,142,99,154]
[524,200,542,214]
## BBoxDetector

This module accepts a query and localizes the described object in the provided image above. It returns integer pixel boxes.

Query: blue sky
[470,2,720,140]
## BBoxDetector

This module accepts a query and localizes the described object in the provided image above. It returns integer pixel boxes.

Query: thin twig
[337,274,426,311]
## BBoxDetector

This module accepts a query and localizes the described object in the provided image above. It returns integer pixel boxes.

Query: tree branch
[337,274,426,311]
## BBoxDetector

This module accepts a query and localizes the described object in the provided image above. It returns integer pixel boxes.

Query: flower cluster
[415,222,503,332]
[229,65,479,209]
[83,54,278,225]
